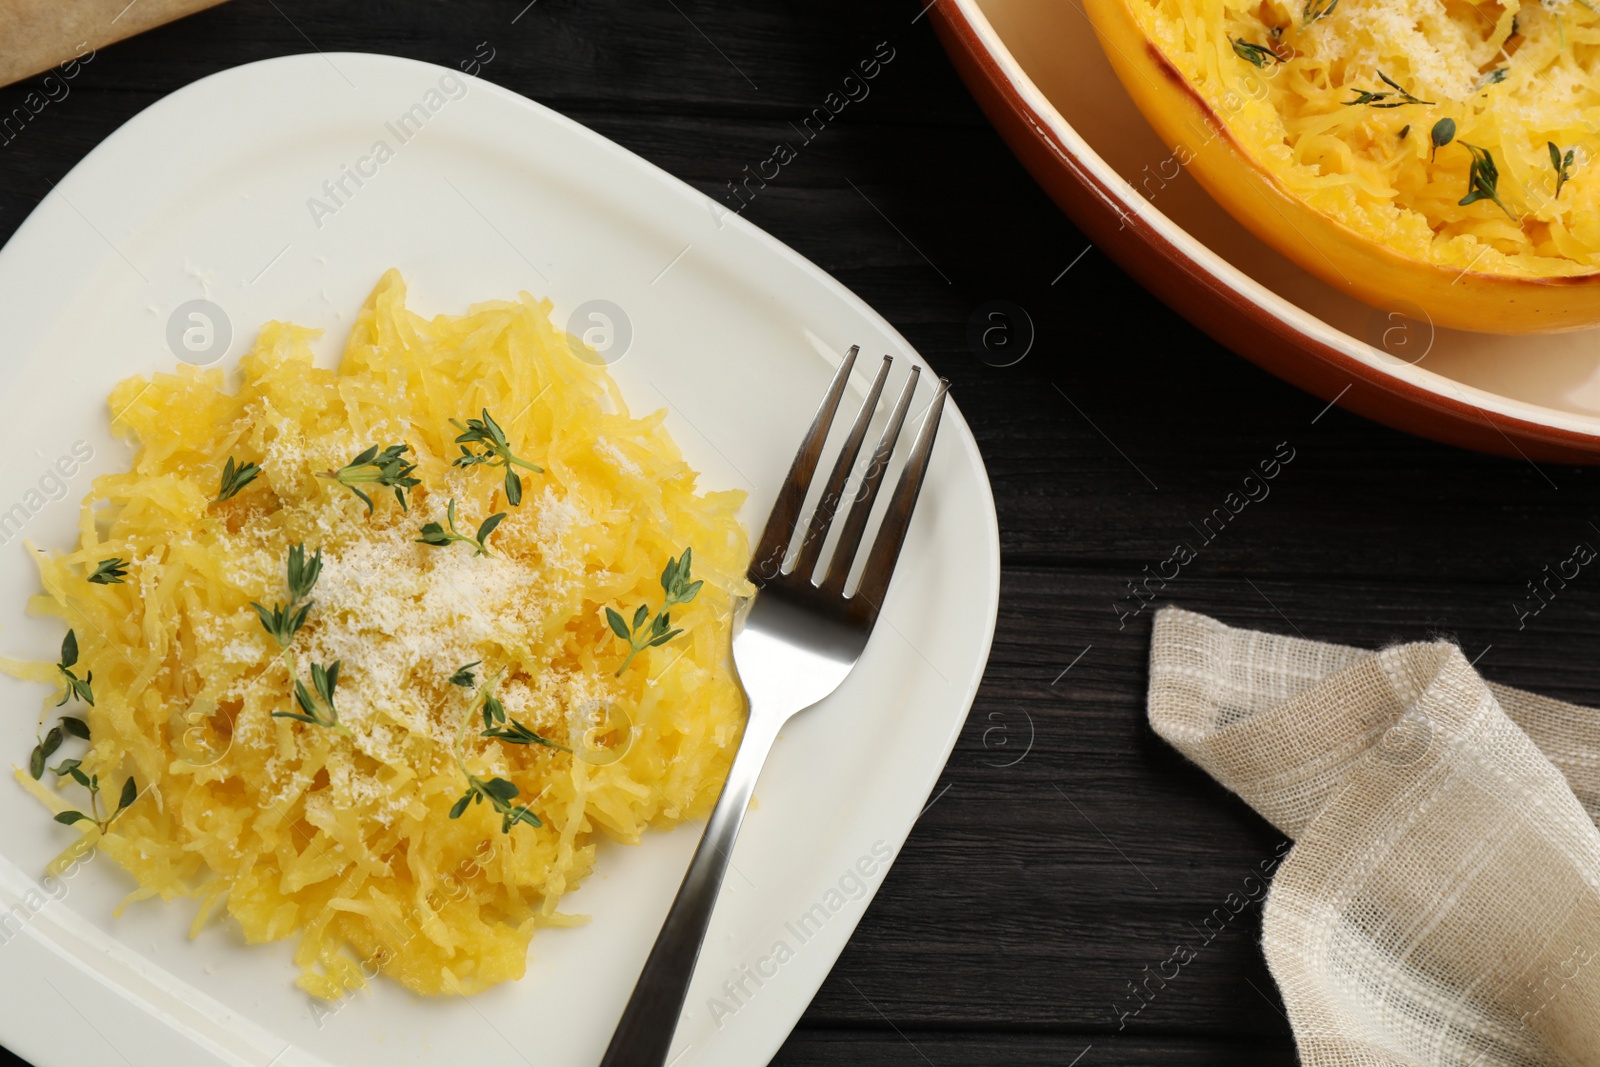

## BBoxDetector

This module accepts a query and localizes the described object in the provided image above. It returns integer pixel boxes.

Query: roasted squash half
[1085,0,1600,333]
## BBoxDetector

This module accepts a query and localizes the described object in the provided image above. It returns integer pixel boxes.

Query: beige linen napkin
[1,0,227,88]
[1149,607,1600,1067]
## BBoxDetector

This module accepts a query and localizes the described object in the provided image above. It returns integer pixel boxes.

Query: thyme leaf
[1301,0,1339,27]
[1550,141,1577,198]
[213,456,261,504]
[1475,67,1509,91]
[55,630,93,707]
[1230,37,1281,67]
[1458,142,1518,220]
[87,558,129,585]
[286,542,323,602]
[1430,117,1456,161]
[29,726,63,783]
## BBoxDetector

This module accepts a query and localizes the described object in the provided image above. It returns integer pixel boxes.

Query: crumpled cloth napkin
[1,0,227,88]
[1148,607,1600,1067]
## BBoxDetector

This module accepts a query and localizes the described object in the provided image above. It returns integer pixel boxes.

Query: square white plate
[0,53,999,1067]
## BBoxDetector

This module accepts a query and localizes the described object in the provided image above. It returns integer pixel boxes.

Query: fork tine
[792,355,893,581]
[849,380,949,615]
[819,365,919,597]
[748,345,859,586]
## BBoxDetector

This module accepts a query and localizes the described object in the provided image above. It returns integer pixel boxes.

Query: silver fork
[599,345,949,1067]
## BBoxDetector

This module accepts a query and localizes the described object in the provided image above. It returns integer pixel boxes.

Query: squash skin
[1083,0,1600,335]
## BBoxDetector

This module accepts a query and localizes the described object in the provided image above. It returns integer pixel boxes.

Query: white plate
[0,53,999,1067]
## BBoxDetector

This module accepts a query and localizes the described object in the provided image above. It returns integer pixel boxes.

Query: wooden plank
[773,1029,1297,1066]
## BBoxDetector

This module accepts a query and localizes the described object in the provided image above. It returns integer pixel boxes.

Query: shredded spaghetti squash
[5,270,751,1000]
[1133,0,1600,275]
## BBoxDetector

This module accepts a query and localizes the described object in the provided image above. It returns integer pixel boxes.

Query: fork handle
[599,711,783,1067]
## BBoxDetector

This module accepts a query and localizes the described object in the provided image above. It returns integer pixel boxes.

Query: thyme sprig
[87,558,128,585]
[417,498,505,557]
[55,630,93,708]
[1476,67,1509,91]
[273,660,351,735]
[449,660,482,687]
[54,771,136,835]
[1301,0,1339,27]
[606,548,703,676]
[448,667,545,833]
[450,409,542,506]
[251,543,322,649]
[1230,37,1281,67]
[484,719,571,748]
[213,456,260,504]
[248,545,346,735]
[1550,141,1576,198]
[478,681,570,751]
[1343,71,1433,108]
[1458,142,1517,220]
[318,444,421,514]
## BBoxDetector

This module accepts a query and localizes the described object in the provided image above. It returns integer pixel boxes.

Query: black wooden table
[4,2,1595,1064]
